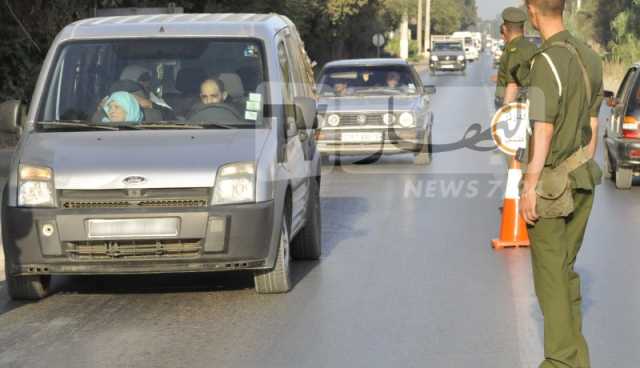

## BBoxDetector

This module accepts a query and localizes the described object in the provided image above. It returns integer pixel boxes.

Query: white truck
[451,31,479,62]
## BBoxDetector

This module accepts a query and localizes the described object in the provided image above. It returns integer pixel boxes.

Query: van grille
[62,199,207,209]
[59,188,209,209]
[65,239,202,260]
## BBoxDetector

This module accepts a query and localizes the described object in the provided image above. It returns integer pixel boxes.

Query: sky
[477,0,520,21]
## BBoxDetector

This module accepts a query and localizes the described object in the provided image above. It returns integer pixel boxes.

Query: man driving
[200,78,228,105]
[385,71,401,88]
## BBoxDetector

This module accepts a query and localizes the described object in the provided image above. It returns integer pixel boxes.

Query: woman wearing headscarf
[102,91,143,123]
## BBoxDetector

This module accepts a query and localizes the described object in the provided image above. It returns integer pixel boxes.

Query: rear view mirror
[424,85,437,95]
[0,100,25,135]
[294,97,318,130]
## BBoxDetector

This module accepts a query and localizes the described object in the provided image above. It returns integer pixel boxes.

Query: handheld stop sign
[490,102,530,157]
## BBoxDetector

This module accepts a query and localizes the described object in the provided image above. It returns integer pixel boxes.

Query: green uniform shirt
[495,35,537,100]
[528,30,604,190]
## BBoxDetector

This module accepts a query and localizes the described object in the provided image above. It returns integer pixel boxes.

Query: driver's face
[334,82,347,95]
[200,81,223,105]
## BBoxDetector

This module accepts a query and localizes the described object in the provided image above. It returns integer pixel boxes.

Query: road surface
[0,54,638,368]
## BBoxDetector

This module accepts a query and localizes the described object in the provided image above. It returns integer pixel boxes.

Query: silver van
[0,14,322,299]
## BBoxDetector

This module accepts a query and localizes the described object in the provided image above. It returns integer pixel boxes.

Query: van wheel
[414,132,432,166]
[603,148,613,179]
[615,167,633,190]
[254,219,292,293]
[291,178,322,260]
[6,266,51,300]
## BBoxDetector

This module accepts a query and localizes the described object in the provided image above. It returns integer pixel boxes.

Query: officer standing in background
[494,7,537,110]
[520,0,603,367]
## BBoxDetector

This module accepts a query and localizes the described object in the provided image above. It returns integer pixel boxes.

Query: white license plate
[341,132,383,143]
[86,218,180,239]
[441,64,455,69]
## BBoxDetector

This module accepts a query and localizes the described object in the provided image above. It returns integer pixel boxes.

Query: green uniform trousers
[528,190,594,368]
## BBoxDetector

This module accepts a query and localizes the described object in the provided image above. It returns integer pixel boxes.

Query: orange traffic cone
[492,158,530,249]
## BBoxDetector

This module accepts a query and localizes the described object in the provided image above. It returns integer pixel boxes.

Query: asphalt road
[1,54,639,368]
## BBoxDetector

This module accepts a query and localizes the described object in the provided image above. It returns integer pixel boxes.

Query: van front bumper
[2,201,276,276]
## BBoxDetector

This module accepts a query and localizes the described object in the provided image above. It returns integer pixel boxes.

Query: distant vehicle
[493,45,504,68]
[452,31,479,62]
[429,37,466,75]
[315,59,436,165]
[603,63,640,189]
[0,13,322,299]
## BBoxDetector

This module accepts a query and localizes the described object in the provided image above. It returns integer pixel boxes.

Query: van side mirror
[424,85,437,95]
[427,48,431,52]
[294,96,318,130]
[0,100,26,135]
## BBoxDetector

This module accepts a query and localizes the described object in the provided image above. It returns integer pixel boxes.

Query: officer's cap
[502,7,527,24]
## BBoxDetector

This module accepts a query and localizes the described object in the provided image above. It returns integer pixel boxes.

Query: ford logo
[123,176,147,185]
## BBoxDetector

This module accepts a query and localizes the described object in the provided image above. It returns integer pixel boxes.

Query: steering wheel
[187,103,243,123]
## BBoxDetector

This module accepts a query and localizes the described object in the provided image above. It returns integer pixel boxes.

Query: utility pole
[417,0,423,55]
[400,10,409,60]
[423,0,431,56]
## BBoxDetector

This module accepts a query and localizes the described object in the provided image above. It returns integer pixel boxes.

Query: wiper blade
[37,121,120,131]
[142,121,234,129]
[139,121,204,129]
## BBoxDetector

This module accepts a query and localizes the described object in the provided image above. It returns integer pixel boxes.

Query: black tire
[5,265,51,301]
[414,132,432,166]
[291,178,322,260]
[254,219,292,294]
[603,147,613,179]
[615,167,633,190]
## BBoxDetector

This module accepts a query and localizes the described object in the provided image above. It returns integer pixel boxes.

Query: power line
[4,0,42,53]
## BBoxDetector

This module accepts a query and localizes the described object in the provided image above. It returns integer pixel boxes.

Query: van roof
[58,13,293,41]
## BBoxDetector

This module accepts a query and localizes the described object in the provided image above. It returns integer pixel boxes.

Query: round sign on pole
[372,33,385,47]
[491,102,530,156]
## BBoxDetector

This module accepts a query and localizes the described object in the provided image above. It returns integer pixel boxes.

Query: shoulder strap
[549,41,592,103]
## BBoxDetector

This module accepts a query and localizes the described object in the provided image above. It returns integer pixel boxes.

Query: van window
[277,41,297,125]
[37,38,268,129]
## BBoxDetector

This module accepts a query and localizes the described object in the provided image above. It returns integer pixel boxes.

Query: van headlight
[457,55,465,61]
[212,162,256,205]
[431,56,438,61]
[398,112,415,128]
[18,164,56,208]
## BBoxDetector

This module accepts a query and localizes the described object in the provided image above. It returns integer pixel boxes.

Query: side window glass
[277,41,296,122]
[284,34,305,95]
[617,69,636,100]
[625,73,640,116]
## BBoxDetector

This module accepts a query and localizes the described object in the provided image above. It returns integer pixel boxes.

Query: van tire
[291,178,322,260]
[6,267,51,300]
[254,219,292,293]
[615,167,633,190]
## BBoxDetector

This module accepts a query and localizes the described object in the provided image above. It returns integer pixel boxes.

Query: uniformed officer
[520,0,603,367]
[495,7,538,109]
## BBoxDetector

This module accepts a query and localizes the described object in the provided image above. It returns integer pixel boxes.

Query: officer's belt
[555,146,591,173]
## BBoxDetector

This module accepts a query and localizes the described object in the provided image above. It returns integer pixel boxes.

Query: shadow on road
[321,196,369,257]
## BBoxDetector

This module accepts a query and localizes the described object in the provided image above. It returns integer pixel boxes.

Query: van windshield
[433,42,463,52]
[36,38,268,130]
